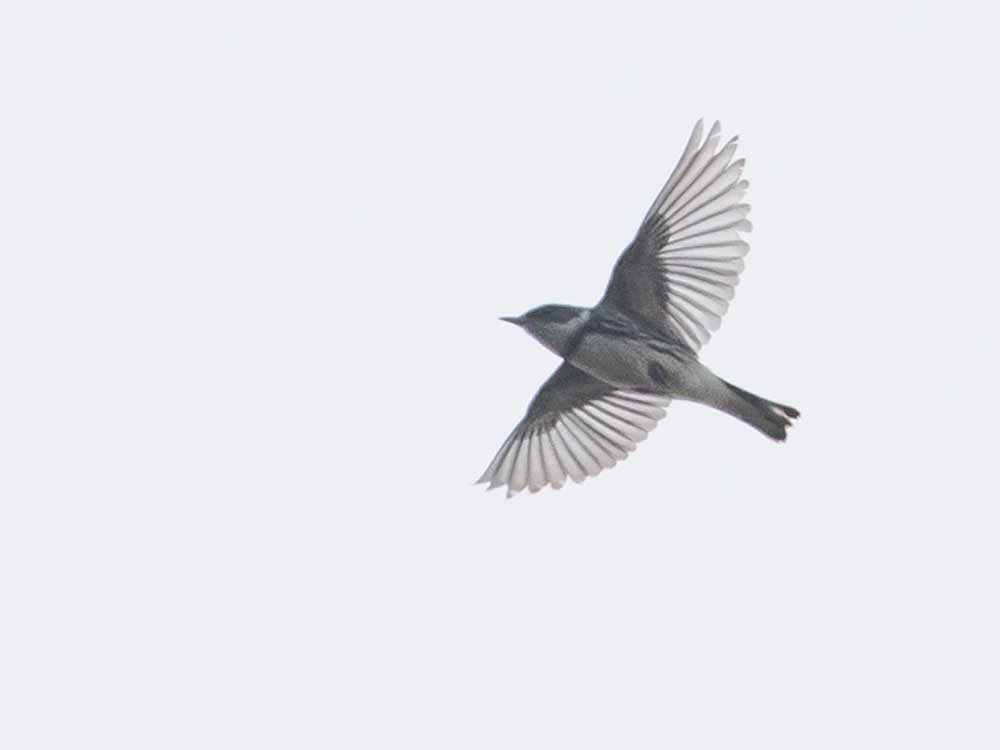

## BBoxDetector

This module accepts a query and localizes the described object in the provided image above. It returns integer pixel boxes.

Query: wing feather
[477,363,670,497]
[600,120,752,350]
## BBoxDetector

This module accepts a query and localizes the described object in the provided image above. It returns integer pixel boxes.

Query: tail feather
[720,380,800,441]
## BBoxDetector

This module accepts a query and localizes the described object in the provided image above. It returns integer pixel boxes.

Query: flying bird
[478,119,799,497]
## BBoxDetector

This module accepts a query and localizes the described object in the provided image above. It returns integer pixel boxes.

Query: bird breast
[568,331,690,394]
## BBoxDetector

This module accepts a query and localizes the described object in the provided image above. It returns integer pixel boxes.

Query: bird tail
[719,380,800,441]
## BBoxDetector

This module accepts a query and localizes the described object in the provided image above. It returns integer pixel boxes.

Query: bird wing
[477,362,670,497]
[599,119,751,351]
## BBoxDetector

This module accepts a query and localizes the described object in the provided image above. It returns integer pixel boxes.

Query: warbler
[478,119,799,497]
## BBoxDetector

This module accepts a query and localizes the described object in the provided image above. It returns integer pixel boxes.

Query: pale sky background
[2,1,998,748]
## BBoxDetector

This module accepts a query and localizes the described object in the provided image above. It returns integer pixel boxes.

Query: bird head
[500,304,589,356]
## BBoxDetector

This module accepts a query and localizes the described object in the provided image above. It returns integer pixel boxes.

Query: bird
[477,119,799,497]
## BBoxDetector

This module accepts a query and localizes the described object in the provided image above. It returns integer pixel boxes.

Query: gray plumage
[479,120,799,497]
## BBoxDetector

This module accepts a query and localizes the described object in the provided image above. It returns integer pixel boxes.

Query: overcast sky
[2,1,998,748]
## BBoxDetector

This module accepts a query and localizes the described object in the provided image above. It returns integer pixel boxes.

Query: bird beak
[499,316,523,325]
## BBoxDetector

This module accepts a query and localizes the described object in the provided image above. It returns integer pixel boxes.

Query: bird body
[563,307,698,393]
[479,120,799,496]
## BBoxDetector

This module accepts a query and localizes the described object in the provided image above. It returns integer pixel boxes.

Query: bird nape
[478,119,799,497]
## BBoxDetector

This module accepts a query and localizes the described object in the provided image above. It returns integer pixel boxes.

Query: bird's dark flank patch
[647,361,669,387]
[645,340,688,362]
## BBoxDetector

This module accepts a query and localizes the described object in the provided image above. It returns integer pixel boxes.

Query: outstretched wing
[477,362,670,497]
[600,119,751,351]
